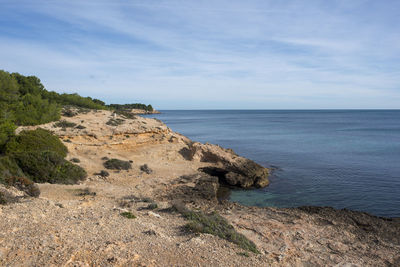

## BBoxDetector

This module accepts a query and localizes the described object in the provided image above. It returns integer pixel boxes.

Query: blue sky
[1,0,399,109]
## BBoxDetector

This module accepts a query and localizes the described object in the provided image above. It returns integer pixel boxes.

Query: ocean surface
[149,110,400,218]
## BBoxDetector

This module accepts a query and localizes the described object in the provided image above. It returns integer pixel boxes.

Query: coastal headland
[1,109,399,266]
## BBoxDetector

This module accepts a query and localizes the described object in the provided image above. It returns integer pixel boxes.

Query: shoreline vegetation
[1,70,400,266]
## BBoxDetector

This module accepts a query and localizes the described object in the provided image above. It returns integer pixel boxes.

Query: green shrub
[5,176,40,197]
[13,151,87,184]
[182,210,259,254]
[121,212,136,219]
[0,156,25,184]
[106,118,125,126]
[103,158,132,170]
[96,170,109,177]
[115,110,136,119]
[54,120,77,128]
[70,158,80,163]
[74,187,96,196]
[0,120,16,153]
[6,128,67,157]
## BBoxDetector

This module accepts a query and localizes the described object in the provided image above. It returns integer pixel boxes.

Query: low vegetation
[54,120,77,128]
[13,151,87,184]
[140,164,153,174]
[174,203,259,254]
[5,176,40,197]
[97,170,109,177]
[114,110,137,119]
[121,212,136,219]
[74,187,96,196]
[104,158,132,170]
[106,118,125,126]
[0,128,86,192]
[6,128,68,157]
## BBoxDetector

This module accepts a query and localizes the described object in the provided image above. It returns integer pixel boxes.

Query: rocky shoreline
[1,110,399,266]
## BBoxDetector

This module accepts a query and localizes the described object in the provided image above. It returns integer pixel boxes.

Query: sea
[149,110,400,218]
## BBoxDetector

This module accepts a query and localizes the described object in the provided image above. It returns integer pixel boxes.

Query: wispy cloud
[0,0,399,108]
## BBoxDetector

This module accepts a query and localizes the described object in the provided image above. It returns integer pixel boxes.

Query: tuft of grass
[5,176,40,197]
[74,187,96,196]
[182,210,259,254]
[54,120,77,128]
[103,158,132,170]
[106,118,125,126]
[114,110,136,119]
[121,212,136,219]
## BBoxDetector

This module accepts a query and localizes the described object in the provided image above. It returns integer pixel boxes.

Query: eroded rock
[181,142,269,188]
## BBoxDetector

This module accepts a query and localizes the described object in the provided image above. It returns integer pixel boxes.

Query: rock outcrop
[181,142,269,188]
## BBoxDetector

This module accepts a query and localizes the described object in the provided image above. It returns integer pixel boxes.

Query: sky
[0,0,399,109]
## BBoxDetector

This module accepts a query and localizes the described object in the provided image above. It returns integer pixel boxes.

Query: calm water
[150,110,400,217]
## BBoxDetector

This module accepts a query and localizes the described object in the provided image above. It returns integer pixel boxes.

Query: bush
[104,159,131,170]
[106,118,125,126]
[74,187,96,196]
[182,210,259,254]
[54,120,77,128]
[62,108,78,117]
[0,156,25,184]
[140,164,152,174]
[97,170,109,177]
[115,110,136,119]
[6,128,67,157]
[121,212,136,219]
[13,151,87,184]
[70,158,80,163]
[5,176,40,197]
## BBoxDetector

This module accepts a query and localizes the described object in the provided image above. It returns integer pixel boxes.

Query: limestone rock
[181,142,269,188]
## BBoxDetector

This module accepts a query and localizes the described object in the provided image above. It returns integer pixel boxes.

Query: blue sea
[150,110,400,218]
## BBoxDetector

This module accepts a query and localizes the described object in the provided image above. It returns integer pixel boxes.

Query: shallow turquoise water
[150,110,400,217]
